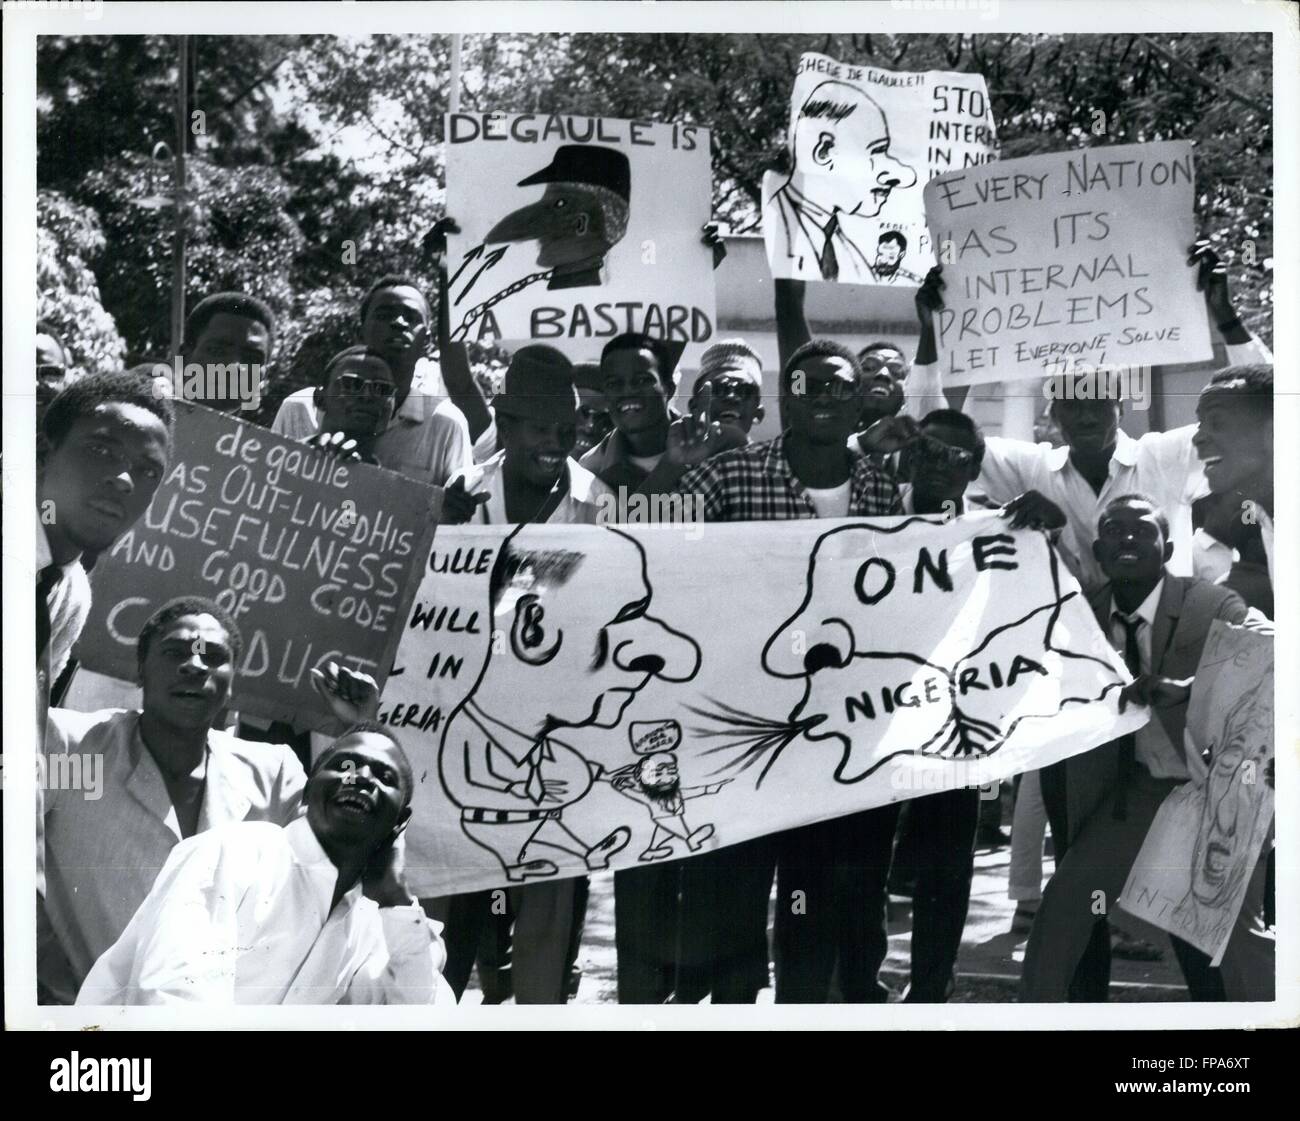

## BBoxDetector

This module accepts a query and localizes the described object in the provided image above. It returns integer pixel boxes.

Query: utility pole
[170,35,190,359]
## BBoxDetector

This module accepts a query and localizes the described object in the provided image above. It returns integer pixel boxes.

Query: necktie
[1113,611,1143,820]
[522,740,555,805]
[819,213,840,281]
[37,564,62,666]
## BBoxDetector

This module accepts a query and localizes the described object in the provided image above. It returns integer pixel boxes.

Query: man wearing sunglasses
[669,339,906,1003]
[305,346,400,466]
[686,340,767,443]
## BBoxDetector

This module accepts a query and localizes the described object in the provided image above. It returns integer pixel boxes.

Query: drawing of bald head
[790,80,918,217]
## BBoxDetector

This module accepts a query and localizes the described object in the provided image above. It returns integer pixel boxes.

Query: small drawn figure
[603,751,731,862]
[451,145,632,339]
[439,524,701,881]
[766,79,918,283]
[873,230,924,285]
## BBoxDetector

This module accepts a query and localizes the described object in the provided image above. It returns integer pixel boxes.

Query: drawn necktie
[819,213,840,282]
[522,740,555,805]
[1113,611,1143,820]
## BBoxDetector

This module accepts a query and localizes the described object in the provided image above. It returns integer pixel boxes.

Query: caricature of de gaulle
[439,524,701,881]
[1175,670,1274,935]
[767,80,918,283]
[484,144,632,290]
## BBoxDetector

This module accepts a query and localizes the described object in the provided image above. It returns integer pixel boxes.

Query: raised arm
[428,218,493,442]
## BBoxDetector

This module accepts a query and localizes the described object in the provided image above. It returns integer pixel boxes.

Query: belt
[462,806,562,824]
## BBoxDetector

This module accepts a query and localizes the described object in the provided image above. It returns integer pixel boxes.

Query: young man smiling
[670,338,905,1003]
[1019,495,1249,1002]
[77,724,450,1005]
[39,597,381,1004]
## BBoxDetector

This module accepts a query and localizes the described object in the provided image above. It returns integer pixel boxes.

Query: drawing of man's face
[637,752,680,793]
[790,81,918,217]
[875,232,907,276]
[1190,673,1273,907]
[762,526,962,783]
[479,526,700,738]
[487,182,627,271]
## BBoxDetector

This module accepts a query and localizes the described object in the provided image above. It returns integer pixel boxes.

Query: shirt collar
[464,700,580,765]
[394,360,439,424]
[785,182,834,227]
[470,452,601,514]
[285,816,361,915]
[588,407,681,471]
[1113,576,1164,627]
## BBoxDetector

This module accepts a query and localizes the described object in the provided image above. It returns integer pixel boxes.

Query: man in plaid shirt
[670,338,907,1003]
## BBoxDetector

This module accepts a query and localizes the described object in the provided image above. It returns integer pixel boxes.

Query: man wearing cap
[687,340,767,443]
[442,345,615,527]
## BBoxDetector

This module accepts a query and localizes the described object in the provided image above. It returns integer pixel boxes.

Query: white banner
[763,52,997,286]
[379,513,1145,897]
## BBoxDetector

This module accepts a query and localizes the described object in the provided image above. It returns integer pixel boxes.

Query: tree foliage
[37,190,126,379]
[36,30,1274,385]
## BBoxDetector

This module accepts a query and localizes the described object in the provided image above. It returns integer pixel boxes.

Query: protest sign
[444,112,716,352]
[1120,621,1274,963]
[923,139,1214,387]
[381,512,1146,897]
[762,52,997,287]
[74,402,435,730]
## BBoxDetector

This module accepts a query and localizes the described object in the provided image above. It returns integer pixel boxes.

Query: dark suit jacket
[1049,573,1247,847]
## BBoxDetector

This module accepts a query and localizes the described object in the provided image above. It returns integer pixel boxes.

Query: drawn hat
[518,145,631,204]
[493,344,579,425]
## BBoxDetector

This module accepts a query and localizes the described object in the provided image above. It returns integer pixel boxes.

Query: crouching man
[77,724,453,1005]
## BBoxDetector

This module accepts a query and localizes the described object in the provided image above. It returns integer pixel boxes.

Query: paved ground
[459,833,1190,1005]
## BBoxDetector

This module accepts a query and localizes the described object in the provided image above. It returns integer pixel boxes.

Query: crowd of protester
[35,180,1275,1007]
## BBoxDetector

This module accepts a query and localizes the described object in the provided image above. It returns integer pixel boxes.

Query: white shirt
[1109,578,1186,781]
[271,358,470,487]
[78,817,450,1005]
[804,480,852,519]
[451,450,615,525]
[1258,508,1274,590]
[978,427,1204,595]
[39,708,307,1000]
[36,520,92,681]
[907,338,1272,595]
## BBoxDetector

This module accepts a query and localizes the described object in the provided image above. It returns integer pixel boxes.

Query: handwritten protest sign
[75,402,435,730]
[923,139,1214,387]
[444,112,716,353]
[1120,621,1274,963]
[763,52,997,286]
[381,512,1145,897]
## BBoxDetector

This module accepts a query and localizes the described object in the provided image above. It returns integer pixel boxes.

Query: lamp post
[170,35,190,359]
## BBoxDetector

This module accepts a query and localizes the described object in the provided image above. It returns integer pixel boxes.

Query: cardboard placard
[75,402,436,730]
[924,139,1214,386]
[444,112,716,354]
